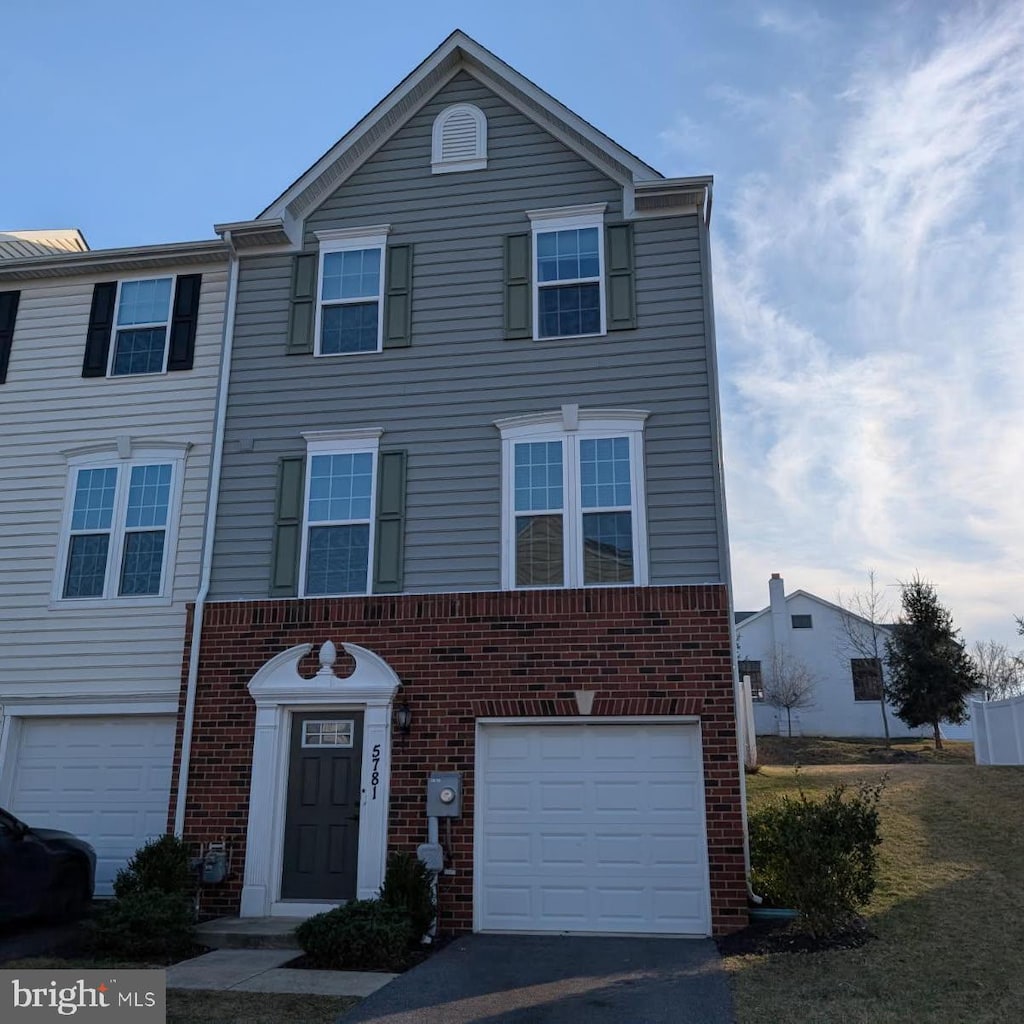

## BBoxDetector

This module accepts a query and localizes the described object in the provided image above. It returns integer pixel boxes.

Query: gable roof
[0,229,89,260]
[257,30,663,230]
[735,589,892,635]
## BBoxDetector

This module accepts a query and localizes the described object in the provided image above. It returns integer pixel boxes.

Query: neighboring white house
[736,573,973,740]
[0,237,229,891]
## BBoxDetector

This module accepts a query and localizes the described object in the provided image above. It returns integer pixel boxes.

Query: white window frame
[431,103,488,173]
[298,428,383,598]
[526,204,607,342]
[496,406,649,590]
[106,273,177,377]
[313,227,390,358]
[51,441,188,607]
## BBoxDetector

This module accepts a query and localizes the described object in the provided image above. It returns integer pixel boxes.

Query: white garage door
[476,722,710,935]
[7,716,175,895]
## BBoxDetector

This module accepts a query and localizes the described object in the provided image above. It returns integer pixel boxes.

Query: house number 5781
[371,743,381,799]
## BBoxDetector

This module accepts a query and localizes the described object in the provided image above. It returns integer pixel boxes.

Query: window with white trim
[56,445,186,602]
[527,206,606,340]
[497,407,648,589]
[300,430,381,596]
[314,229,388,356]
[110,276,174,375]
[431,103,487,173]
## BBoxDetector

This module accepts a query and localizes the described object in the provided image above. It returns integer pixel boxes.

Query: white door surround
[240,640,401,919]
[474,717,712,936]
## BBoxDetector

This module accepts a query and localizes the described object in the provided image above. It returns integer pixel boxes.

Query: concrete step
[196,916,305,950]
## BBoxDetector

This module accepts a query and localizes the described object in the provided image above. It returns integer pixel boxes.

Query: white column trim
[240,641,401,918]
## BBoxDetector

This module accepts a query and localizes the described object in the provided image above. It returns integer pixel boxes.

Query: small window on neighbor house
[851,658,883,701]
[431,103,487,173]
[791,614,813,629]
[739,660,764,701]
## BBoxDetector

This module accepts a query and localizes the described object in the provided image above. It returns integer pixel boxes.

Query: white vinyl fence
[972,695,1024,765]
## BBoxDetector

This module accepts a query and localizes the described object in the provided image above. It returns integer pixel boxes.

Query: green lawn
[727,763,1024,1024]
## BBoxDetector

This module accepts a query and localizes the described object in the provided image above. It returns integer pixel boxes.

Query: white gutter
[695,203,760,904]
[173,232,240,836]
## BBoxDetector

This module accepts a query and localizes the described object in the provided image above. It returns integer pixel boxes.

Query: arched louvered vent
[431,103,487,173]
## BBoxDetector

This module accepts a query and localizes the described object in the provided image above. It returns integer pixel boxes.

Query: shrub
[113,834,194,899]
[90,890,196,962]
[749,774,886,937]
[296,899,414,971]
[379,850,435,940]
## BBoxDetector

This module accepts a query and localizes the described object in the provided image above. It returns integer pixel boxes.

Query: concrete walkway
[340,933,736,1024]
[166,948,397,997]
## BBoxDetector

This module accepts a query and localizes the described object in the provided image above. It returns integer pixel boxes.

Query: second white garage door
[6,715,175,895]
[476,721,711,935]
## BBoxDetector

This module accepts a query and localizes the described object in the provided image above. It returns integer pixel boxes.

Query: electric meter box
[426,771,462,817]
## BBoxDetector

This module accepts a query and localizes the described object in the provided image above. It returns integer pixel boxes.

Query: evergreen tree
[885,576,980,749]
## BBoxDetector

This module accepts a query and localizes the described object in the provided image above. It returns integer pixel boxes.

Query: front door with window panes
[281,712,364,900]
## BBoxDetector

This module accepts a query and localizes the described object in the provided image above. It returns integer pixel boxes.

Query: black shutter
[373,450,407,593]
[605,223,636,330]
[287,254,317,355]
[504,234,532,339]
[167,274,202,371]
[270,456,306,597]
[0,290,21,384]
[82,282,117,377]
[383,245,413,348]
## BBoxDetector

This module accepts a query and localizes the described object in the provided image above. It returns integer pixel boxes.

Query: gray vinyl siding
[0,267,225,688]
[212,72,721,599]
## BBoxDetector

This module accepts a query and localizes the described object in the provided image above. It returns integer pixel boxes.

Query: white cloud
[717,4,1024,647]
[756,5,828,41]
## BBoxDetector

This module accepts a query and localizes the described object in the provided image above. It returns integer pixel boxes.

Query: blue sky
[4,0,1021,647]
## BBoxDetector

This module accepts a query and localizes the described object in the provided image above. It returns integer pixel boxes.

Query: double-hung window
[56,445,185,603]
[110,277,174,375]
[527,205,606,340]
[300,430,382,596]
[314,228,388,356]
[498,407,648,589]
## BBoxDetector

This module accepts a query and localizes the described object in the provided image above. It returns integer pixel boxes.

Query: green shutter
[383,244,413,348]
[373,450,406,593]
[605,223,636,331]
[286,254,317,355]
[270,456,305,596]
[504,233,532,339]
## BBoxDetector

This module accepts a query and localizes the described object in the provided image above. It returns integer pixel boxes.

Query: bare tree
[763,647,817,737]
[971,640,1024,701]
[836,570,894,747]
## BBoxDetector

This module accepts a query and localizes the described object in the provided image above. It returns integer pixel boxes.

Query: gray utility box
[426,772,463,817]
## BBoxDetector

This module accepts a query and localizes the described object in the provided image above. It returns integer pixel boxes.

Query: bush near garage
[296,899,414,972]
[749,773,886,937]
[89,834,197,961]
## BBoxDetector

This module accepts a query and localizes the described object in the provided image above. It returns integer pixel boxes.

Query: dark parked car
[0,807,95,923]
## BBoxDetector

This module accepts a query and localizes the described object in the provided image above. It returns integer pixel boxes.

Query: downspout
[696,186,761,905]
[174,232,240,836]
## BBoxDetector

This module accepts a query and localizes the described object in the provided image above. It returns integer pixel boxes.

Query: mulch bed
[285,932,453,972]
[717,916,873,956]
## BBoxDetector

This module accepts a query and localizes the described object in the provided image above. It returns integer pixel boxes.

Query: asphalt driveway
[339,933,735,1024]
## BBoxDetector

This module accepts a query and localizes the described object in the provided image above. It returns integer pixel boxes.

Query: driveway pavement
[339,933,735,1024]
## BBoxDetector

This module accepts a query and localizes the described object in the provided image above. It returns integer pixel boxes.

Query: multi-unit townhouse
[0,232,229,893]
[166,32,748,937]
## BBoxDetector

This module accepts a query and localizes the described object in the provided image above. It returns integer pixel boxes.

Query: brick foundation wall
[169,585,748,935]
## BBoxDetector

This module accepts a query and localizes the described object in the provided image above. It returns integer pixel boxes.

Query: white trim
[313,232,388,358]
[239,642,401,919]
[497,409,649,590]
[297,432,381,598]
[106,273,176,378]
[51,444,189,606]
[431,103,488,174]
[527,208,606,341]
[472,717,711,936]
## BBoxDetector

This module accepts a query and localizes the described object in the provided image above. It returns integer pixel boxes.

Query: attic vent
[634,191,701,212]
[432,103,487,174]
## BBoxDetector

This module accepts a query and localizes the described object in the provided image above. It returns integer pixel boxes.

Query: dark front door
[281,711,363,900]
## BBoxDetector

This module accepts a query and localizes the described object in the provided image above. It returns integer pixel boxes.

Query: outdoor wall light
[393,702,413,735]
